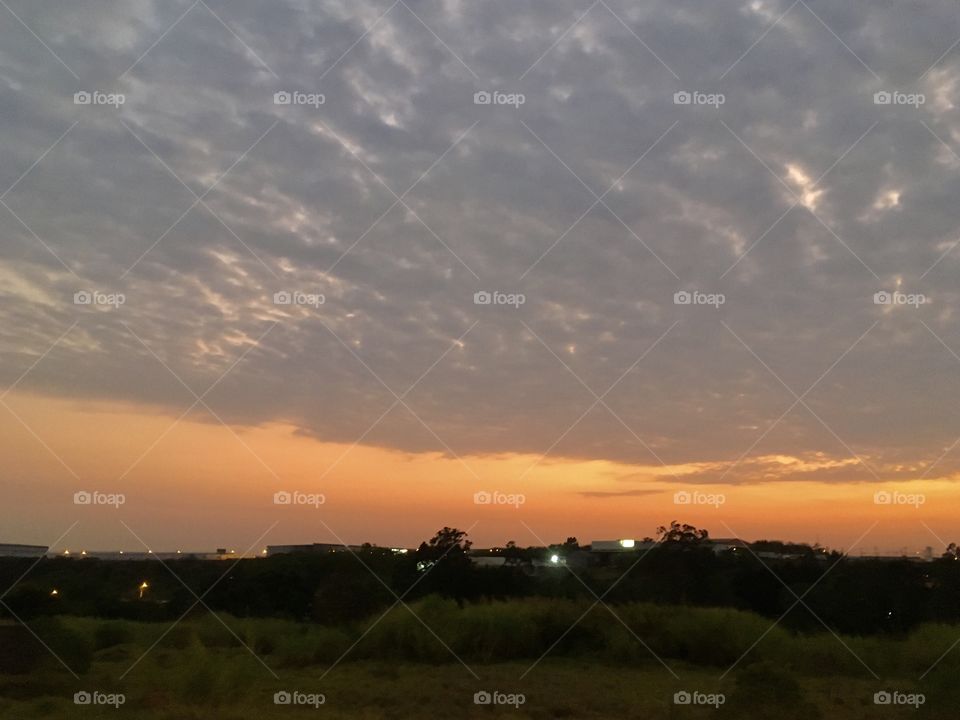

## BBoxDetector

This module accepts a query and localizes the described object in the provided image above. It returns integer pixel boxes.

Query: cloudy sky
[2,0,960,552]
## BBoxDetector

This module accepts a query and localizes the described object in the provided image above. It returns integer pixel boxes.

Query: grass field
[0,657,901,720]
[1,598,957,718]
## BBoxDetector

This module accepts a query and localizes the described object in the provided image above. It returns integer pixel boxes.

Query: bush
[312,577,392,624]
[94,621,134,649]
[195,616,246,648]
[27,618,93,674]
[165,624,195,649]
[920,665,960,719]
[721,661,821,720]
[0,623,44,674]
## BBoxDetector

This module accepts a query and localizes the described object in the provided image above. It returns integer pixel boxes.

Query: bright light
[138,581,149,599]
[619,539,635,548]
[63,549,70,555]
[550,554,560,564]
[50,589,59,597]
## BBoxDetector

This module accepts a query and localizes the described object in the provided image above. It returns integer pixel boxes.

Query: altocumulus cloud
[2,0,960,484]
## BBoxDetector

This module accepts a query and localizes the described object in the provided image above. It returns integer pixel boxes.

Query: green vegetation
[5,524,958,639]
[1,598,958,718]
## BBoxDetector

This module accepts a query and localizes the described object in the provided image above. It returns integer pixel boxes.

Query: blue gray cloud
[2,0,960,484]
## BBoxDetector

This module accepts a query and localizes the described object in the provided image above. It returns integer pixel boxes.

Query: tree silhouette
[656,521,709,544]
[416,527,472,562]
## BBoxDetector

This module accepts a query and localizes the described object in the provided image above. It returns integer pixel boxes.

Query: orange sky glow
[2,391,955,556]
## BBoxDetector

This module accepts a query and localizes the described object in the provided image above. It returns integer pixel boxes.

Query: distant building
[0,543,48,558]
[54,549,233,561]
[265,543,361,556]
[709,538,748,554]
[851,554,930,563]
[590,539,657,552]
[471,556,508,568]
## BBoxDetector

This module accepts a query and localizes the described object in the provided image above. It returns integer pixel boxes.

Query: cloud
[2,0,960,484]
[578,488,663,498]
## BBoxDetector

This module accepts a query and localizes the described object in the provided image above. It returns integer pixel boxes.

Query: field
[1,598,957,718]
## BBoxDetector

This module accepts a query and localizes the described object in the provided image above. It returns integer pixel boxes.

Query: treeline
[2,528,958,636]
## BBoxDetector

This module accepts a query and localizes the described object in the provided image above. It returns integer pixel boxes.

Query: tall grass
[29,599,960,678]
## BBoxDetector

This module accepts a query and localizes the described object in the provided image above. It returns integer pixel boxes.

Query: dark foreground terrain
[1,598,958,719]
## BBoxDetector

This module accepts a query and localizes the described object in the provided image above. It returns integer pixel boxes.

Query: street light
[138,581,149,599]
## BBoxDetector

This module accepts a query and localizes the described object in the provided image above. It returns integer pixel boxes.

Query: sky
[1,0,960,554]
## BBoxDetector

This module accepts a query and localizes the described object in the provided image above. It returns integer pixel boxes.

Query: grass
[1,598,959,718]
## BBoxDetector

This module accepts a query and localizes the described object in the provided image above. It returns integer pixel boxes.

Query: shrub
[195,616,246,648]
[920,665,960,718]
[27,617,93,674]
[0,623,45,674]
[94,621,134,649]
[721,660,822,720]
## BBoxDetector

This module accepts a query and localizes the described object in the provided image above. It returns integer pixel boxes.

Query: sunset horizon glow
[4,390,955,554]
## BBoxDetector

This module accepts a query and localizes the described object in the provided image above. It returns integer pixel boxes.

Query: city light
[138,581,149,599]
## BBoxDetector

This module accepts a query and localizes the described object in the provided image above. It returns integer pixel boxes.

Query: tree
[656,521,709,545]
[943,542,960,560]
[413,527,475,600]
[416,527,472,562]
[503,540,523,565]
